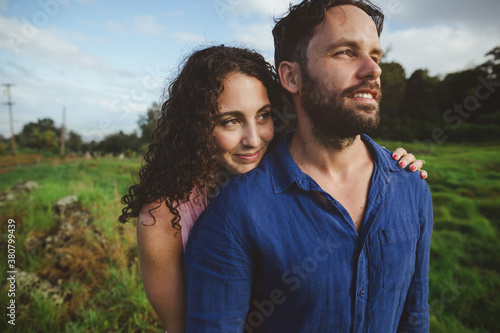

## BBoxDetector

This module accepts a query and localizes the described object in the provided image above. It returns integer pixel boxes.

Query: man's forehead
[310,5,380,47]
[318,5,378,36]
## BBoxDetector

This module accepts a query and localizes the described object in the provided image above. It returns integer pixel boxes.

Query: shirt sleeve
[398,184,433,332]
[184,197,254,333]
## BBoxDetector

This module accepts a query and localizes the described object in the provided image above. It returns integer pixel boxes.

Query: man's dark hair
[272,0,384,68]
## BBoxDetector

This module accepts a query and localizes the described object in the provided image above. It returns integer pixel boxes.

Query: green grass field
[1,141,499,332]
[377,141,500,333]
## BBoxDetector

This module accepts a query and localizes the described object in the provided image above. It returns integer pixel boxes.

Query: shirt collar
[360,134,402,172]
[270,130,309,194]
[269,131,401,194]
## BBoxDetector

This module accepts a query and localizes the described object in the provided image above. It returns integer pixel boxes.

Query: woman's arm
[392,147,428,179]
[137,201,186,333]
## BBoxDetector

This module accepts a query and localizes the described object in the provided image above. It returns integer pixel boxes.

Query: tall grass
[378,140,500,333]
[0,157,163,332]
[1,141,499,332]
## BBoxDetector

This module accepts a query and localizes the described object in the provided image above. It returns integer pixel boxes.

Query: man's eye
[336,50,350,56]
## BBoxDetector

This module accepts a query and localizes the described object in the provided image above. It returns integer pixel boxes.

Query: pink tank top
[177,187,208,251]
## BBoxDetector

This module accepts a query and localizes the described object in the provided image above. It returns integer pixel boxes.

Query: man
[185,1,433,332]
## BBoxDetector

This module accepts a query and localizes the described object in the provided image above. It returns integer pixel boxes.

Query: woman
[119,45,427,332]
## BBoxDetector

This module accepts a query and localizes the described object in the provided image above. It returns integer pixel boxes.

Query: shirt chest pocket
[378,224,420,290]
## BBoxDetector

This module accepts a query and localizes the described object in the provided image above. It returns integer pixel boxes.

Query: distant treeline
[0,102,161,156]
[1,46,498,156]
[372,46,500,144]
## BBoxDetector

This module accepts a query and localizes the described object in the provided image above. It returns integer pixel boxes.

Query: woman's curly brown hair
[118,45,283,229]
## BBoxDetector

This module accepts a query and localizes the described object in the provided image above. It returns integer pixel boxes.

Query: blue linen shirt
[185,131,433,333]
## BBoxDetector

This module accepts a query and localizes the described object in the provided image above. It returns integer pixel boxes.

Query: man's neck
[288,123,375,232]
[288,124,371,182]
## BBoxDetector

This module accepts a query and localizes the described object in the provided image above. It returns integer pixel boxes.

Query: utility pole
[60,106,66,157]
[3,84,16,155]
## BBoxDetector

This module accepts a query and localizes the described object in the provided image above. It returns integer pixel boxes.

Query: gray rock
[12,179,39,193]
[0,179,39,205]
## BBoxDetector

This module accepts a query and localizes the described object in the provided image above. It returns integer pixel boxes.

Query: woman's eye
[258,111,271,121]
[223,118,239,126]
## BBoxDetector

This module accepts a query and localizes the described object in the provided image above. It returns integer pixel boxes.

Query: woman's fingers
[391,147,407,162]
[392,147,428,179]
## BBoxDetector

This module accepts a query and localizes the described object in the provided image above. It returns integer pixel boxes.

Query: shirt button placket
[353,249,368,333]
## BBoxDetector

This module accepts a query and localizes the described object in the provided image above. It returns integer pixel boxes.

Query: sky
[1,0,499,141]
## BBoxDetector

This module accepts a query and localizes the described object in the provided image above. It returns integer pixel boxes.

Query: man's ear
[278,61,301,95]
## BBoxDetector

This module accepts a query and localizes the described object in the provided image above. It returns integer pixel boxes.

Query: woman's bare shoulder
[138,200,173,226]
[137,200,179,242]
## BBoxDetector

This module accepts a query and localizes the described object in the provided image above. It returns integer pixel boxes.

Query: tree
[18,118,61,150]
[380,61,407,117]
[480,46,500,80]
[66,130,85,153]
[436,46,500,142]
[138,102,161,144]
[38,128,58,150]
[0,134,9,154]
[96,131,141,155]
[476,46,500,115]
[401,69,442,139]
[373,61,408,140]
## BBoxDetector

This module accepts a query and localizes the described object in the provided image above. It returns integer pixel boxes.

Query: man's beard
[300,66,382,150]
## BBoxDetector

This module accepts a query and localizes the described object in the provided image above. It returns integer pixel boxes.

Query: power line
[3,84,16,155]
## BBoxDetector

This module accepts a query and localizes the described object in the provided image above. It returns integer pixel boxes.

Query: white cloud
[0,16,108,71]
[73,0,95,4]
[4,60,35,77]
[382,25,498,77]
[170,32,210,44]
[106,20,126,33]
[0,16,146,83]
[0,16,158,139]
[72,32,104,43]
[229,21,275,57]
[234,0,293,18]
[212,0,298,21]
[377,0,500,34]
[134,15,164,36]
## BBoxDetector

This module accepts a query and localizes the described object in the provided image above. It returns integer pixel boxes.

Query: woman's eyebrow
[214,111,243,120]
[216,104,272,118]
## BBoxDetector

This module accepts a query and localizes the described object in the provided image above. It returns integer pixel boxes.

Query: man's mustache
[342,82,382,102]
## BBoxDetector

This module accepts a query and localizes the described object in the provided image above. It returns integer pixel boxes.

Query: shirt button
[359,289,366,298]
